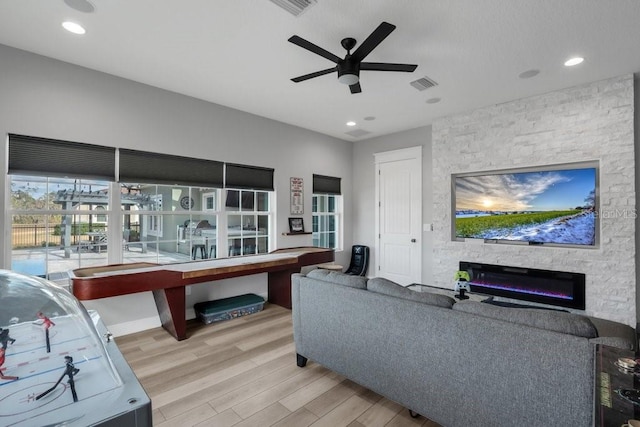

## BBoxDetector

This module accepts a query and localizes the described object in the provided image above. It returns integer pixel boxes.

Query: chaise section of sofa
[291,271,635,426]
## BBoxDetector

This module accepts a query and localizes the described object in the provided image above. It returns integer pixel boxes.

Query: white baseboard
[107,316,161,337]
[106,293,267,337]
[107,310,199,337]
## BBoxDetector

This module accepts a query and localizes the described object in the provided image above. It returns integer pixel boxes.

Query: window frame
[312,193,342,250]
[7,174,114,282]
[223,188,273,257]
[146,194,163,236]
[202,191,218,211]
[6,137,278,279]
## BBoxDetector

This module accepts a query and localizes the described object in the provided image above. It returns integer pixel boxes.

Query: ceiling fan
[288,22,418,94]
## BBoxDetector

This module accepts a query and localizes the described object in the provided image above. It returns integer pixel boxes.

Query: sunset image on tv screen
[455,167,596,246]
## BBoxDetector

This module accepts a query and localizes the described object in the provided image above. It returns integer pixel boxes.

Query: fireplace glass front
[459,261,586,310]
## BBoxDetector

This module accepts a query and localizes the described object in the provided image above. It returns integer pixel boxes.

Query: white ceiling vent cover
[345,129,371,138]
[410,76,438,91]
[269,0,317,16]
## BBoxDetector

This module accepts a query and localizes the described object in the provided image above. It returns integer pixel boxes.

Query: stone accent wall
[432,75,636,326]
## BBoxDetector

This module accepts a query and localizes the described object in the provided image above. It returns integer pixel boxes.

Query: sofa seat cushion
[367,277,456,309]
[453,300,597,338]
[306,268,367,289]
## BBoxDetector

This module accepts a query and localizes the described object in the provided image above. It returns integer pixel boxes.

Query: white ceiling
[1,0,639,141]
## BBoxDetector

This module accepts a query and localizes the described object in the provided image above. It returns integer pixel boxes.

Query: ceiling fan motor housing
[338,58,360,84]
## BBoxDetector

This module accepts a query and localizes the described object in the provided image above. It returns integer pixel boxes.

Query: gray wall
[0,44,353,333]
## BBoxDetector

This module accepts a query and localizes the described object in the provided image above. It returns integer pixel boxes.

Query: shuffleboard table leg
[152,287,187,340]
[268,268,298,309]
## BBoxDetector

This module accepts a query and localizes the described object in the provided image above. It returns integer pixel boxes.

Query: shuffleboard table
[70,247,333,340]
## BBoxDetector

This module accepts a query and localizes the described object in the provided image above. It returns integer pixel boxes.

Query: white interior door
[375,147,422,285]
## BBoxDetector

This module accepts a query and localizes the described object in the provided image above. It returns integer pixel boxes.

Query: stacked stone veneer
[432,75,636,326]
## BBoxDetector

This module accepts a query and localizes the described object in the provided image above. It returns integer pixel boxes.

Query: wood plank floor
[117,304,441,427]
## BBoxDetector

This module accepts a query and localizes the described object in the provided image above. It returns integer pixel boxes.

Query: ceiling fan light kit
[289,22,417,94]
[338,73,359,85]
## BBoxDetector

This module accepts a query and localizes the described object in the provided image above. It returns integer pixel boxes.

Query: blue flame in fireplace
[470,281,573,300]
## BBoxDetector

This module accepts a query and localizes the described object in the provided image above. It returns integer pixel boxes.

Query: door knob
[411,239,416,243]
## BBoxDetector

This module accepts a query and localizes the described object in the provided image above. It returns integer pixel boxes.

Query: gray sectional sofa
[291,269,636,427]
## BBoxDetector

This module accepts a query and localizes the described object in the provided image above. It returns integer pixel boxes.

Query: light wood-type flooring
[117,304,441,427]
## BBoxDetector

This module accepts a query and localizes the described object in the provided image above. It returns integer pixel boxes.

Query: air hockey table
[0,271,151,427]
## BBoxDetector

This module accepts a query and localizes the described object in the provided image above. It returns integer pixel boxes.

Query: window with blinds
[312,174,342,250]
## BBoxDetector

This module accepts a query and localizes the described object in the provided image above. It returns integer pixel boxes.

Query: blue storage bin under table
[194,293,265,324]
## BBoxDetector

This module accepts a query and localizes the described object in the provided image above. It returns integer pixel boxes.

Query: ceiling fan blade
[351,22,396,63]
[288,35,342,64]
[349,82,362,94]
[291,67,336,83]
[360,62,418,72]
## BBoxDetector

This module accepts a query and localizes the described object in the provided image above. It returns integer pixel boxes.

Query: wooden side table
[317,263,343,272]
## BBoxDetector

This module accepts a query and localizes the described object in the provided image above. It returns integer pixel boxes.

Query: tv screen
[453,162,598,247]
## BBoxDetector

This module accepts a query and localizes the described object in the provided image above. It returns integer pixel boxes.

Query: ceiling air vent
[410,76,438,91]
[268,0,318,17]
[345,129,371,138]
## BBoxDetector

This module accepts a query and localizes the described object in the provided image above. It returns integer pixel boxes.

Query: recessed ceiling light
[519,69,540,79]
[363,116,376,121]
[564,57,584,67]
[62,21,86,35]
[346,121,356,126]
[426,97,441,104]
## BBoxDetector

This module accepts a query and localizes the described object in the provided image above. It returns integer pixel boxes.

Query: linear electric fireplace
[459,261,586,310]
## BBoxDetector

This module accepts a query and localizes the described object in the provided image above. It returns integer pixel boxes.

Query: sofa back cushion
[453,301,598,338]
[367,277,456,309]
[306,268,367,289]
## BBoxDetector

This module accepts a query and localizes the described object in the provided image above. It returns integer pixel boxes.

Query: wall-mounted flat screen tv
[452,162,598,248]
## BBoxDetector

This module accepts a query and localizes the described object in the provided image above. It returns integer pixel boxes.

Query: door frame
[374,146,422,283]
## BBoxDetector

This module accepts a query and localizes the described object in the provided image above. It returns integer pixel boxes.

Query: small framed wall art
[290,177,304,215]
[288,217,305,233]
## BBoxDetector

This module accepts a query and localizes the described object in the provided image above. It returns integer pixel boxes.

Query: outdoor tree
[10,189,62,224]
[11,183,64,248]
[11,189,44,224]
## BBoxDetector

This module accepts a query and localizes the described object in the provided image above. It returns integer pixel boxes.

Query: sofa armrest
[588,316,636,350]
